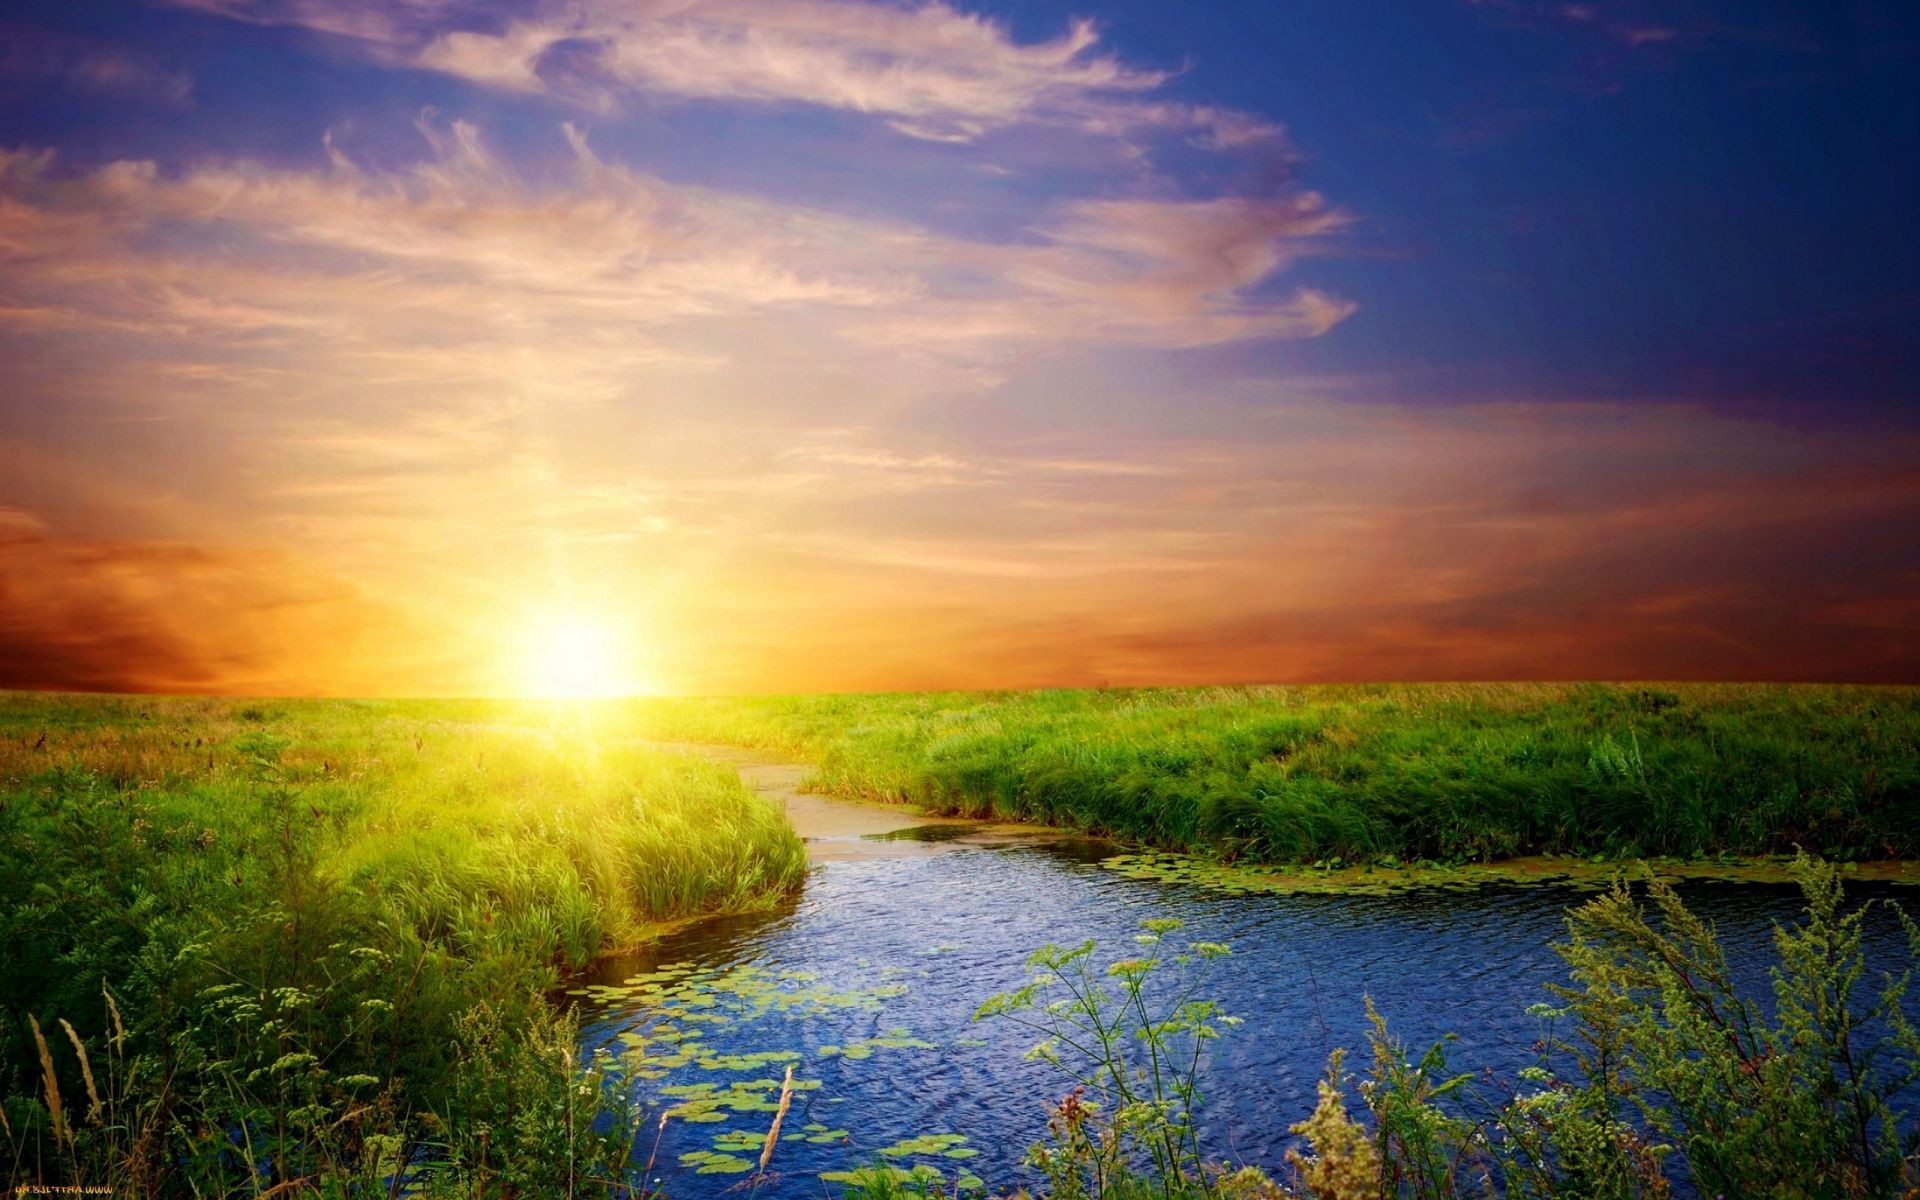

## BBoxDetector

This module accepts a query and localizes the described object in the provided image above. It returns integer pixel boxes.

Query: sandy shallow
[647,741,1066,861]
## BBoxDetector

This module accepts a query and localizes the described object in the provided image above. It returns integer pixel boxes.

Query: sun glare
[519,614,637,699]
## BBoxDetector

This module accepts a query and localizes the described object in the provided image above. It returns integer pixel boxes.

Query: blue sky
[0,0,1915,692]
[11,0,1913,410]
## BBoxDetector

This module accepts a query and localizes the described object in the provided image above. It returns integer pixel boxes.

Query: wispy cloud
[0,25,194,105]
[0,117,1347,367]
[1466,0,1692,49]
[164,0,1281,149]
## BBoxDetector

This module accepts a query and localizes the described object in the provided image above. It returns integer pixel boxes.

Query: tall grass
[0,694,806,1196]
[622,683,1920,865]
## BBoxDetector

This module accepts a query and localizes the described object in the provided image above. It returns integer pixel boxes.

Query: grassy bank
[0,694,806,1195]
[623,683,1920,865]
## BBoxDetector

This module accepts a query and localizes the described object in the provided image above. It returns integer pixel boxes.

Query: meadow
[623,683,1920,866]
[6,684,1920,1198]
[0,694,805,1194]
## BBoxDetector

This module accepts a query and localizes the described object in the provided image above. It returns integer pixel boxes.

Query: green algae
[583,957,970,1182]
[1101,850,1920,899]
[595,961,913,1081]
[877,1133,972,1158]
[819,1029,937,1060]
[676,1149,755,1175]
[659,1077,822,1122]
[819,1165,946,1186]
[800,1122,851,1144]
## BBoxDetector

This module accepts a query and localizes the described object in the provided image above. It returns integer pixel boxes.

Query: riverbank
[0,694,806,1196]
[621,682,1920,867]
[660,740,1920,897]
[571,746,1920,1200]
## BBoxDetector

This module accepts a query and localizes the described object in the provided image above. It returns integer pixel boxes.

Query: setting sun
[518,614,638,699]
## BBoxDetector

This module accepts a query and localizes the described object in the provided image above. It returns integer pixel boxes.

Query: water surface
[576,750,1913,1196]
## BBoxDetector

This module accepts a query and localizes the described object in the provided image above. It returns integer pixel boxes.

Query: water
[574,759,1914,1197]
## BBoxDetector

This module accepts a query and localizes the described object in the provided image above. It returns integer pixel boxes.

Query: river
[571,746,1915,1196]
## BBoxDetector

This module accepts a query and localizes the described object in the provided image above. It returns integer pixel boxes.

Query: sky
[0,0,1916,696]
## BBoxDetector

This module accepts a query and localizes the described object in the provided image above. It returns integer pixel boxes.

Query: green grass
[0,694,805,1194]
[621,682,1920,865]
[7,682,1918,1195]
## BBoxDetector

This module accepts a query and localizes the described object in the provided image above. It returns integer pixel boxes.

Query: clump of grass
[0,694,806,1196]
[623,683,1920,866]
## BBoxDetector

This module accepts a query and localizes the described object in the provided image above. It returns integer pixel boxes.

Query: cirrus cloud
[0,118,1349,366]
[164,0,1284,149]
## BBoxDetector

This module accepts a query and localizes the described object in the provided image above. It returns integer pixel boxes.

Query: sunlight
[517,612,643,699]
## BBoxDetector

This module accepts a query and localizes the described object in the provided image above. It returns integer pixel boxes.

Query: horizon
[5,677,1913,704]
[3,0,1917,696]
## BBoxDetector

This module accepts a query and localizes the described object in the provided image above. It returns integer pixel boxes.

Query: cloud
[0,120,1346,371]
[1002,195,1354,341]
[1466,0,1700,51]
[424,3,1162,138]
[163,0,1281,149]
[678,395,1920,685]
[0,26,194,105]
[10,8,1908,694]
[0,507,455,693]
[4,384,1917,693]
[0,111,1352,694]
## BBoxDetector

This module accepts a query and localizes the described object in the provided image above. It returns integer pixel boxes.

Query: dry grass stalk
[757,1064,795,1175]
[641,1111,671,1183]
[103,983,127,1052]
[58,1019,102,1124]
[29,1014,68,1148]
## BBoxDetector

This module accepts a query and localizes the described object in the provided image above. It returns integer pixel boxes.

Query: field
[6,684,1920,1198]
[0,694,804,1193]
[624,682,1920,865]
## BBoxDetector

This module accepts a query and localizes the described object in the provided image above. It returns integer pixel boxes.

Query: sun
[518,613,640,699]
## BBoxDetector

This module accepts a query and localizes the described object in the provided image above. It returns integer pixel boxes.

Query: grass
[0,693,806,1195]
[6,683,1918,1195]
[619,683,1920,866]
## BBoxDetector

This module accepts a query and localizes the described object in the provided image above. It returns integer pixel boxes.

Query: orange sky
[2,1,1917,695]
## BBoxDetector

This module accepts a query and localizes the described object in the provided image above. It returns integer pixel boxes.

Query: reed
[758,1064,796,1175]
[55,1021,99,1126]
[27,1015,66,1150]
